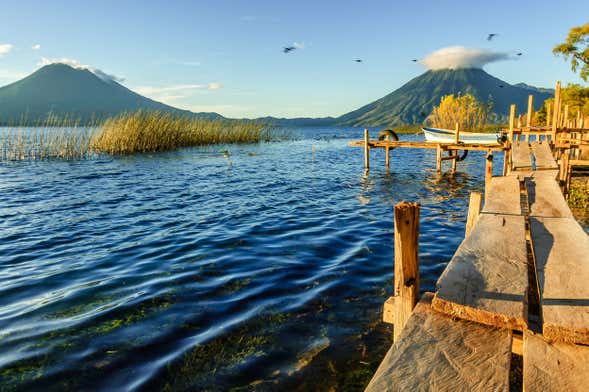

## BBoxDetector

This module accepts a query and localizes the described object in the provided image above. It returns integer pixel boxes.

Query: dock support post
[465,192,482,237]
[393,201,420,342]
[563,105,569,129]
[451,123,459,174]
[385,145,390,168]
[364,129,370,170]
[552,81,561,142]
[546,102,552,128]
[436,145,442,173]
[485,150,493,200]
[560,148,570,190]
[526,94,534,127]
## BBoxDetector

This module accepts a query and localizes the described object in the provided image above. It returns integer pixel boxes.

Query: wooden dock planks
[526,177,573,218]
[523,331,589,391]
[365,293,512,392]
[482,176,521,215]
[432,213,528,331]
[530,217,589,344]
[508,169,559,181]
[530,141,558,169]
[511,141,532,170]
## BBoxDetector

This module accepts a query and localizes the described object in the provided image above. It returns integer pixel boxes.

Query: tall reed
[0,111,272,160]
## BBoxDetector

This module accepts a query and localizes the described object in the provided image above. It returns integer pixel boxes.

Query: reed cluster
[90,111,269,154]
[1,111,272,160]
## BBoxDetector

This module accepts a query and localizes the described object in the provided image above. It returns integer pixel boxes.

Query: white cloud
[420,46,513,70]
[37,57,125,83]
[0,44,14,56]
[32,44,41,50]
[293,42,305,50]
[132,84,207,105]
[207,82,222,91]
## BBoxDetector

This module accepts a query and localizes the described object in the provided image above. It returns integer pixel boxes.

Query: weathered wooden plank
[530,141,558,169]
[347,140,506,151]
[481,176,521,215]
[526,177,573,218]
[530,217,589,344]
[523,331,589,391]
[432,214,528,330]
[511,141,532,170]
[365,293,512,392]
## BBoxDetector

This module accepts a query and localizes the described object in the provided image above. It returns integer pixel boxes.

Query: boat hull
[422,127,500,145]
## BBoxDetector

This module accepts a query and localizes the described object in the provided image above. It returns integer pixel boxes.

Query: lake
[0,128,537,390]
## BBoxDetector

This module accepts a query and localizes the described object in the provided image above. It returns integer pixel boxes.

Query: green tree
[553,23,589,81]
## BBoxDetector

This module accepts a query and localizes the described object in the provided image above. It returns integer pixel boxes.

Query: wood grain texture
[482,177,521,215]
[511,141,532,170]
[365,293,512,392]
[530,217,589,344]
[523,331,589,392]
[508,169,559,181]
[530,141,557,169]
[432,214,528,331]
[526,177,572,218]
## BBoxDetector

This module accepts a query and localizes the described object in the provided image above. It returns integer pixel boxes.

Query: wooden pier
[353,83,589,391]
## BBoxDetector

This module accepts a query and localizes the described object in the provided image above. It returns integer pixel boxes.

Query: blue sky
[0,0,587,118]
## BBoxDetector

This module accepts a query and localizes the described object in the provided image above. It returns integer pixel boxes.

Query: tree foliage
[534,84,589,124]
[427,93,492,131]
[553,23,589,81]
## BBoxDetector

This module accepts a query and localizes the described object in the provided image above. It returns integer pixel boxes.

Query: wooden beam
[433,213,528,331]
[452,123,459,174]
[546,101,552,127]
[482,176,521,215]
[436,145,442,173]
[485,150,493,198]
[385,145,390,168]
[509,104,516,143]
[552,81,561,140]
[365,293,512,392]
[465,192,482,237]
[393,202,420,342]
[530,217,589,344]
[524,331,589,391]
[526,94,534,127]
[364,129,370,169]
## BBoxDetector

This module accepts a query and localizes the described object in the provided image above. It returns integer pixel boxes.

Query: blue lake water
[0,128,530,390]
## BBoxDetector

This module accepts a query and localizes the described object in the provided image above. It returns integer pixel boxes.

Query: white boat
[422,127,502,144]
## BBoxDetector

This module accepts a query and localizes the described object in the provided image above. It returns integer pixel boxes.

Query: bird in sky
[354,59,362,63]
[411,59,418,62]
[487,33,498,41]
[498,84,505,88]
[283,46,296,53]
[516,52,523,56]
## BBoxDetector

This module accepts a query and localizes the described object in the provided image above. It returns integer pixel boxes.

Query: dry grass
[90,111,269,154]
[1,111,273,160]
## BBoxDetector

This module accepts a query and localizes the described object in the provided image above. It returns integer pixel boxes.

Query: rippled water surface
[1,128,522,391]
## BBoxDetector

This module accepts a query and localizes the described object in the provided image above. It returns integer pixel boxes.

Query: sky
[0,0,588,118]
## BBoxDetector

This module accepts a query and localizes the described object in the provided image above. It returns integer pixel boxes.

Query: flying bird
[354,59,363,63]
[487,33,498,41]
[283,46,296,53]
[516,52,523,56]
[411,59,418,62]
[498,84,505,88]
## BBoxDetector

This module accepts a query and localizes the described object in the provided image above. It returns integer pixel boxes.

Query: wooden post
[563,105,569,128]
[436,145,442,173]
[526,94,534,127]
[364,129,370,170]
[560,148,570,183]
[465,192,482,237]
[517,115,522,130]
[509,104,516,143]
[502,147,509,176]
[393,201,420,342]
[552,81,561,141]
[385,146,390,168]
[546,101,552,127]
[485,150,493,200]
[452,123,459,174]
